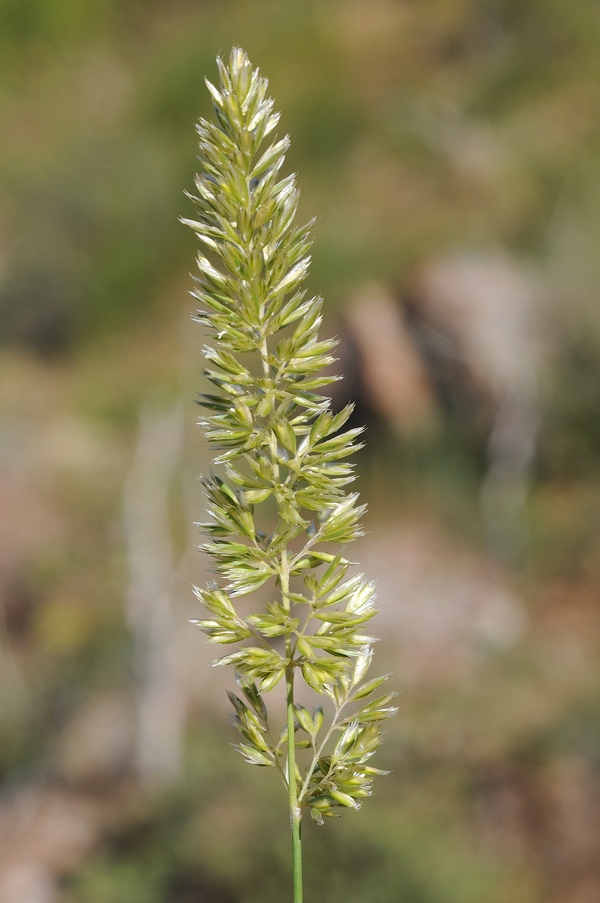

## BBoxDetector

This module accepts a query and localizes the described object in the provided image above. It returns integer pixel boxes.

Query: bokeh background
[2,1,600,901]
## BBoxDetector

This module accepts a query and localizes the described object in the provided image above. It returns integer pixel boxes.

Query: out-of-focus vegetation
[1,2,600,902]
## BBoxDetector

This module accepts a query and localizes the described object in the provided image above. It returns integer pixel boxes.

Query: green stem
[286,665,303,903]
[282,549,303,903]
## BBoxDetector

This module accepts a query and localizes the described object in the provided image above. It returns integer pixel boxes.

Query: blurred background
[1,1,600,901]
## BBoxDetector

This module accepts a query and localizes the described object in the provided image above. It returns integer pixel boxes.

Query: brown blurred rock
[344,282,437,435]
[355,520,527,683]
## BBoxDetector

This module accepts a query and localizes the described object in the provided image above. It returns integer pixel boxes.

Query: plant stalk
[286,666,303,903]
[283,549,303,903]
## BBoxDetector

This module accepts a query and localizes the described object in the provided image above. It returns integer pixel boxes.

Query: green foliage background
[1,2,600,902]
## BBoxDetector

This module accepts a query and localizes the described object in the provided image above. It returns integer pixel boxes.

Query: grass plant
[185,47,396,902]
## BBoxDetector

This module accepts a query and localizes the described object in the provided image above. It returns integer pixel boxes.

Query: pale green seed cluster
[185,47,396,824]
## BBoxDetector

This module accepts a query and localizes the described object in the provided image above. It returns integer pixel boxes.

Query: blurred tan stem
[123,399,185,786]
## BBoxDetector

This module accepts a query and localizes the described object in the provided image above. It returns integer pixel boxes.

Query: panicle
[187,47,393,821]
